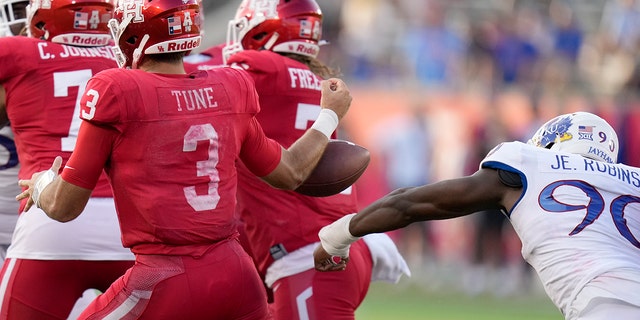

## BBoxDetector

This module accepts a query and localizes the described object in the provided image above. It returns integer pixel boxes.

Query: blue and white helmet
[528,112,619,164]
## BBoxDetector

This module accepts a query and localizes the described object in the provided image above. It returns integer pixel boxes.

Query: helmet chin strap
[262,32,279,51]
[109,16,134,68]
[131,34,149,69]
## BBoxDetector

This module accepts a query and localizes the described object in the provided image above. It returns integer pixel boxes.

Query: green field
[356,281,563,320]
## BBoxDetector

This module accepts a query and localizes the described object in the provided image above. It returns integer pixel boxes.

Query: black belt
[269,243,288,260]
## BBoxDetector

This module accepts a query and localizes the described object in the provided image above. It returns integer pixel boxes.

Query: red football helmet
[26,0,114,46]
[109,0,202,69]
[224,0,323,63]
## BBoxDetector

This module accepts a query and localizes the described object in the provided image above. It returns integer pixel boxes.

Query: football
[295,139,370,197]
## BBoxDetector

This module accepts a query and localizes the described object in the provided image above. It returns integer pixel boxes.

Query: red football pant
[0,259,133,320]
[79,239,271,320]
[269,240,372,320]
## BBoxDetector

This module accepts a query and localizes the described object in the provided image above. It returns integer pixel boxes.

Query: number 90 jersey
[481,141,640,315]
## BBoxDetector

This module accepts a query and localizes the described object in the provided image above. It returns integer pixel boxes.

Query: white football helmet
[0,0,28,36]
[528,111,619,164]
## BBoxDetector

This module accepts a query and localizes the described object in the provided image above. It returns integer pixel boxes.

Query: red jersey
[227,50,359,275]
[0,36,115,207]
[61,67,282,256]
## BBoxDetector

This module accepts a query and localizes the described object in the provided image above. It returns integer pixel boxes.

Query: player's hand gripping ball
[295,140,370,197]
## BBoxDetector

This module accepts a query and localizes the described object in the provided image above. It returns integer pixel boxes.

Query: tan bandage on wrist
[318,213,360,256]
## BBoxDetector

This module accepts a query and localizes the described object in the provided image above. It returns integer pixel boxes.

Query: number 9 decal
[598,131,607,143]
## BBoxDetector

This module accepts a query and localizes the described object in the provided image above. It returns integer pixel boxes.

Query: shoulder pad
[498,169,523,188]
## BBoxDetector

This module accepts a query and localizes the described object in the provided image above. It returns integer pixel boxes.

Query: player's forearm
[290,129,329,174]
[349,188,419,237]
[263,121,330,189]
[318,189,416,256]
[349,183,475,236]
[39,178,91,222]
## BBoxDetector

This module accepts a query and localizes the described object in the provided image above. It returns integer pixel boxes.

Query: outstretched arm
[314,168,520,271]
[350,169,507,235]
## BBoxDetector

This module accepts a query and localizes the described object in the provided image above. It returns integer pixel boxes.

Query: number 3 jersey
[0,36,132,260]
[481,141,640,315]
[62,66,282,256]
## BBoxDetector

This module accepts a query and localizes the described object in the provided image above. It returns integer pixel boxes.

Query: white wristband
[32,169,57,209]
[318,213,360,257]
[310,109,339,139]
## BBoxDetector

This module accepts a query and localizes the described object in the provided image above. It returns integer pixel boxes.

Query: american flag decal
[168,16,182,35]
[578,125,593,133]
[578,125,594,140]
[299,20,311,37]
[74,12,89,29]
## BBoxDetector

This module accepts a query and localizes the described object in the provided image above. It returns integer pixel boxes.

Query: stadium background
[196,0,640,318]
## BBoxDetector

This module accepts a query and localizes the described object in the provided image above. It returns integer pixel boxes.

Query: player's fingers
[315,262,330,272]
[316,256,348,272]
[333,256,349,270]
[23,198,33,212]
[15,189,30,201]
[322,78,343,92]
[322,79,335,91]
[315,260,339,272]
[331,78,348,92]
[51,156,63,172]
[17,179,30,188]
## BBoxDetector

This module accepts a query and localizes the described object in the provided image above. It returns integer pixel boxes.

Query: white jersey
[7,198,133,260]
[481,141,640,316]
[0,127,20,246]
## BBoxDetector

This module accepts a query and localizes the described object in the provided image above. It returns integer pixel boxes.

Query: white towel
[363,233,412,283]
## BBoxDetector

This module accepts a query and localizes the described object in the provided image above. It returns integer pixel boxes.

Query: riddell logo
[146,36,202,54]
[167,38,201,51]
[295,44,317,56]
[71,36,110,46]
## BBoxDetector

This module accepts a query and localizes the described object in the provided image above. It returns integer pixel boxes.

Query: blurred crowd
[308,0,640,297]
[322,0,640,98]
